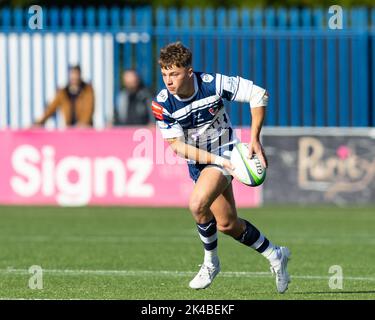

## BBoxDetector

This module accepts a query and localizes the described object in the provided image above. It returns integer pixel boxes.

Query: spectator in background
[35,65,95,127]
[111,69,153,126]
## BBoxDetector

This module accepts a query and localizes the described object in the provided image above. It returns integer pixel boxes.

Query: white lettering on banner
[10,145,155,205]
[55,156,91,206]
[94,157,127,197]
[126,158,154,197]
[41,146,55,196]
[11,145,41,197]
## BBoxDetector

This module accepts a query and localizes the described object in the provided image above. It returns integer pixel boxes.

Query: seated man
[35,65,95,127]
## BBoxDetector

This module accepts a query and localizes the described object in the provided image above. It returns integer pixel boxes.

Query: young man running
[151,42,291,293]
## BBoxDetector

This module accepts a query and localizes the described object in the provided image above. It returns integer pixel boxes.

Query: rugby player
[151,42,291,293]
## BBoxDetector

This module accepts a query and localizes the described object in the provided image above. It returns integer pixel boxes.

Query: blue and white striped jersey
[152,72,268,159]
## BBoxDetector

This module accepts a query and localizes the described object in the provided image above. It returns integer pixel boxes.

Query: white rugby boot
[189,259,220,290]
[270,246,291,294]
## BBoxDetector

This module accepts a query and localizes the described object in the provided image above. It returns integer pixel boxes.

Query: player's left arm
[249,105,267,168]
[215,73,269,167]
[247,85,269,168]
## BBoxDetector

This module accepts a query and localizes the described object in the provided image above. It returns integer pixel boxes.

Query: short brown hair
[158,42,192,69]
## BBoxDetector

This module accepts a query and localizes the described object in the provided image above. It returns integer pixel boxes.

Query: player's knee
[189,195,209,217]
[217,220,236,235]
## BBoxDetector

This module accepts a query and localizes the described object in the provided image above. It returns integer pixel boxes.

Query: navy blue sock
[196,217,218,251]
[235,219,271,253]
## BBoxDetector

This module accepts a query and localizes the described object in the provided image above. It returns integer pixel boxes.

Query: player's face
[161,65,193,97]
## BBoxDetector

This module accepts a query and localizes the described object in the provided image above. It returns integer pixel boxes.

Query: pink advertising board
[0,128,261,207]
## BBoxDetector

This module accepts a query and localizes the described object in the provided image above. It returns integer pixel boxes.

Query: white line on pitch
[1,268,375,282]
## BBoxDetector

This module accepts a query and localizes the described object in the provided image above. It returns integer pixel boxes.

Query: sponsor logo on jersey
[193,112,204,123]
[208,107,216,115]
[157,89,168,102]
[193,112,202,119]
[201,73,214,83]
[152,101,164,120]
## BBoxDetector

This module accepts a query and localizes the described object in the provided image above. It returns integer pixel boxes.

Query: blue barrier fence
[0,6,375,127]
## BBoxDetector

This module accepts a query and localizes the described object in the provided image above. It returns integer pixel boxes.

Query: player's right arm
[166,137,234,171]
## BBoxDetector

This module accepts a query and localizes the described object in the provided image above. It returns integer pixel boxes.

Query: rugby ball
[230,143,266,187]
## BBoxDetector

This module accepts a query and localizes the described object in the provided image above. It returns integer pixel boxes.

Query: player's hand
[213,156,235,173]
[248,140,268,168]
[222,158,242,181]
[222,159,235,173]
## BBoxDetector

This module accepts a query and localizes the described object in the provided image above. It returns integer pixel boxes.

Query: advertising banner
[0,128,260,207]
[263,129,375,204]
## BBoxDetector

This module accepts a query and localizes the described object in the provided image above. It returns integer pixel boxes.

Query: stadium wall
[0,7,375,128]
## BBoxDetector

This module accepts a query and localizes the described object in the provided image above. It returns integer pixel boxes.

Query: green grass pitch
[0,205,374,300]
